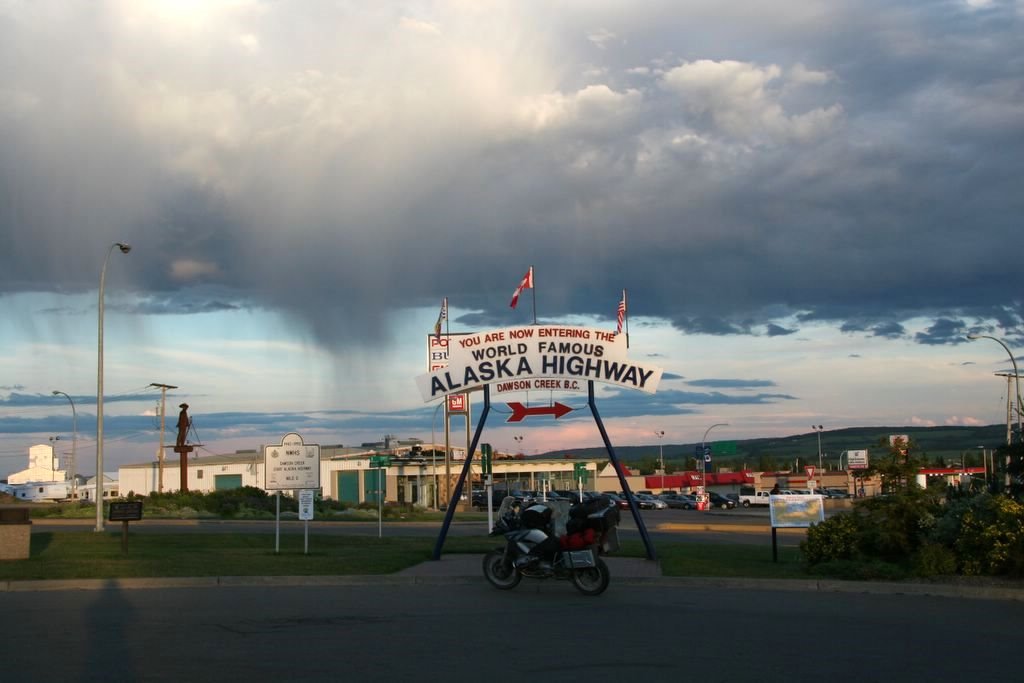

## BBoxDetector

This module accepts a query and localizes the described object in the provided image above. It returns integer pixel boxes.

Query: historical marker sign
[265,432,321,490]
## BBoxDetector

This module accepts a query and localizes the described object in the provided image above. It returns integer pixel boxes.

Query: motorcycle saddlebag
[569,496,608,520]
[521,504,553,530]
[586,505,620,531]
[564,548,597,569]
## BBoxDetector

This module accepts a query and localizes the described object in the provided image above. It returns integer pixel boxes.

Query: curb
[3,573,1022,601]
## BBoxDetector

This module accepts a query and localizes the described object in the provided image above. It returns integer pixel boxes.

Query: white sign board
[416,325,663,401]
[265,432,321,490]
[846,449,869,470]
[298,489,315,521]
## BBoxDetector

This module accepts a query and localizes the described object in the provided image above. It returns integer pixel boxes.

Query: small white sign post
[264,433,321,554]
[298,489,315,554]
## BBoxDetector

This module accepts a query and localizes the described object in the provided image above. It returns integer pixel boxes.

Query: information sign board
[298,489,315,521]
[265,432,321,490]
[769,495,825,528]
[108,501,143,522]
[846,449,869,470]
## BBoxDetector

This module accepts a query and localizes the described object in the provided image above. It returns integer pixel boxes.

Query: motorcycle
[481,496,619,596]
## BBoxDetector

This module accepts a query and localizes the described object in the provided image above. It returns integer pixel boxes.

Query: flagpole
[530,265,537,325]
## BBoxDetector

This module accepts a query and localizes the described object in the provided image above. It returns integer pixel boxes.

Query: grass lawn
[0,531,809,582]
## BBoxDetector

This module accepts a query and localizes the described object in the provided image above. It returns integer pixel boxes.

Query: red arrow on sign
[506,401,574,423]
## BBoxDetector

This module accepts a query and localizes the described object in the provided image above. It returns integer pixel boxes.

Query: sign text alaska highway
[415,325,663,401]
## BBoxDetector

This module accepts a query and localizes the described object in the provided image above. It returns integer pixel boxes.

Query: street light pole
[812,425,824,472]
[654,430,665,490]
[96,241,131,532]
[51,391,77,498]
[700,423,729,507]
[967,334,1023,443]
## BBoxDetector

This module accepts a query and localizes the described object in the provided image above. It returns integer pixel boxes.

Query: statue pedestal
[173,446,194,492]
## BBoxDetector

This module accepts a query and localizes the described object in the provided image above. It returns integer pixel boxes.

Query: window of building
[197,469,203,479]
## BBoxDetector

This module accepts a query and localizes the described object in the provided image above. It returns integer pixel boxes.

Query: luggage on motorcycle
[569,496,607,519]
[587,504,620,531]
[521,504,553,530]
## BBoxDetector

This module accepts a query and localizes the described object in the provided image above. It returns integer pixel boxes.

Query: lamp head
[52,390,60,396]
[966,333,981,340]
[116,242,131,254]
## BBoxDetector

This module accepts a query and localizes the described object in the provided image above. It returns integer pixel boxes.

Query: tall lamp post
[52,390,77,498]
[701,423,729,505]
[654,430,665,489]
[812,424,824,472]
[96,241,131,532]
[967,334,1023,444]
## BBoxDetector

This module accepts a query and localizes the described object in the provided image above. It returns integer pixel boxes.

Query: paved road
[0,578,1017,682]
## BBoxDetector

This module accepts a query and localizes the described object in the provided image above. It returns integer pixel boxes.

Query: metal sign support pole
[433,385,491,560]
[588,380,657,560]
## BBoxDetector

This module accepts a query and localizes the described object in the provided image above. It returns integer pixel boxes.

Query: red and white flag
[616,291,627,334]
[509,267,533,309]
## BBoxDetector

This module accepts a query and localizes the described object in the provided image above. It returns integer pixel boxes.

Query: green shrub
[933,493,1024,577]
[911,542,957,577]
[850,487,941,561]
[802,513,860,565]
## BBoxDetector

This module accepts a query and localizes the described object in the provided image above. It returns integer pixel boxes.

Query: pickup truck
[738,490,772,507]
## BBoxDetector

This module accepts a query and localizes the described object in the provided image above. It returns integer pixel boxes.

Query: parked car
[635,493,668,510]
[603,492,630,510]
[708,492,736,509]
[661,493,698,509]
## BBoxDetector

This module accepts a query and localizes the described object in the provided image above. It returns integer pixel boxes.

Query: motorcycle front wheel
[571,557,610,596]
[482,549,521,590]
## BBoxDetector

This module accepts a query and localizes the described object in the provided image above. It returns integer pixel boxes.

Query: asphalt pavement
[4,552,1022,601]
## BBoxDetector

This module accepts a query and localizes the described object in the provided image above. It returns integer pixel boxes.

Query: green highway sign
[480,443,493,475]
[370,456,390,468]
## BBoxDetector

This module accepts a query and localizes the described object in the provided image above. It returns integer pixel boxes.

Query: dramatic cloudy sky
[1,0,1022,478]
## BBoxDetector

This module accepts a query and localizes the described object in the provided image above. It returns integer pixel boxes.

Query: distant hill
[539,424,1009,469]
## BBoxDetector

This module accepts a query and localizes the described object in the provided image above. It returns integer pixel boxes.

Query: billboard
[416,324,663,401]
[846,449,869,470]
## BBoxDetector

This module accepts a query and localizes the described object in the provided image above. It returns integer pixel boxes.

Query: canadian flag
[509,267,533,309]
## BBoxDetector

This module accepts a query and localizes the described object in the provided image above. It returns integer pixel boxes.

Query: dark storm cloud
[765,324,796,337]
[915,318,969,346]
[1,1,1022,352]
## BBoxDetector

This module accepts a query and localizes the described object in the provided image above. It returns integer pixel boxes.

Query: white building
[117,441,605,507]
[7,444,67,485]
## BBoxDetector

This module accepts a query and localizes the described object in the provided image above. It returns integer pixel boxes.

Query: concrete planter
[0,507,31,560]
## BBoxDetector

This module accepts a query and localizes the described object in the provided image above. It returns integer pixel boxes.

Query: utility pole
[149,383,178,493]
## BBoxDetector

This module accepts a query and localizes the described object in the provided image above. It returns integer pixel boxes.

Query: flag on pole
[434,297,447,340]
[509,267,534,309]
[616,291,627,334]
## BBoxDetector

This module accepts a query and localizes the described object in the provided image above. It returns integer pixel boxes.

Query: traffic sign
[805,465,816,479]
[370,456,390,468]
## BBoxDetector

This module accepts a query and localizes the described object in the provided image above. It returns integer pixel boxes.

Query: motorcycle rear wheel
[571,557,610,596]
[482,549,521,590]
